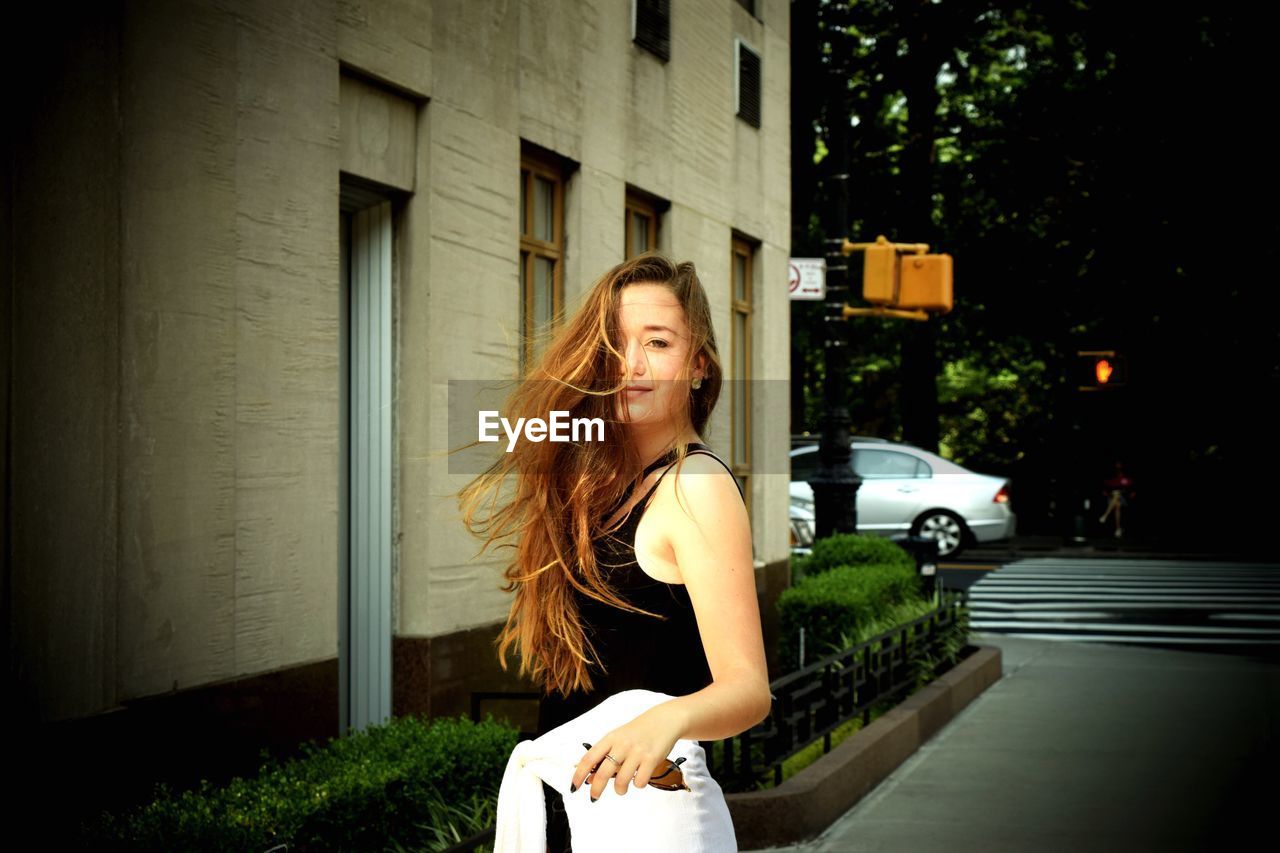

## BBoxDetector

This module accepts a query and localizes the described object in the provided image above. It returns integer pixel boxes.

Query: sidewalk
[748,633,1280,852]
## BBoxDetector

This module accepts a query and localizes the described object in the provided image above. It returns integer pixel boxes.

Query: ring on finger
[604,753,622,765]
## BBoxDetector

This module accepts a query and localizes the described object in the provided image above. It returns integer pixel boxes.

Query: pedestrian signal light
[1095,358,1114,385]
[1077,350,1127,390]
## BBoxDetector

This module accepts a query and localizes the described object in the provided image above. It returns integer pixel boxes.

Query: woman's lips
[624,387,651,396]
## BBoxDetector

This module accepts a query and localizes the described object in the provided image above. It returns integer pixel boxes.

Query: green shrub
[823,588,972,686]
[78,712,520,852]
[722,586,971,793]
[792,532,915,580]
[778,559,922,670]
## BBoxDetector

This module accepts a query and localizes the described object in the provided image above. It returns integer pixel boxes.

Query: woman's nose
[626,340,647,376]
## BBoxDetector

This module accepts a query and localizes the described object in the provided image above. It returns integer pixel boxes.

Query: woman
[458,253,771,851]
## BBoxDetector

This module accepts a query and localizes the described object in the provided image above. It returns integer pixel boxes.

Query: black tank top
[535,443,745,736]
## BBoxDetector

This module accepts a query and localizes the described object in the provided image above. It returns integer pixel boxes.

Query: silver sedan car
[789,438,1016,559]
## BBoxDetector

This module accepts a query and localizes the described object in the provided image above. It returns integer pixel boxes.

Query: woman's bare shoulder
[657,451,741,510]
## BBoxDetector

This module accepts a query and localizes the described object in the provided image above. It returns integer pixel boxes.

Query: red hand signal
[1095,358,1113,384]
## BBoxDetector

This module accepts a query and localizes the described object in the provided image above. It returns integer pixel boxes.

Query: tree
[791,0,1279,540]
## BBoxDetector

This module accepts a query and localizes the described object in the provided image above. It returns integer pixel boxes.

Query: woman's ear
[693,352,708,381]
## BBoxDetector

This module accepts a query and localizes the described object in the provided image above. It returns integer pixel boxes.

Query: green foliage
[910,591,973,689]
[726,583,970,793]
[778,548,922,670]
[793,2,1274,538]
[791,531,915,581]
[78,713,519,852]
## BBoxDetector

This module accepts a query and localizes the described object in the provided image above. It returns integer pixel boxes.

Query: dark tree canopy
[791,0,1278,541]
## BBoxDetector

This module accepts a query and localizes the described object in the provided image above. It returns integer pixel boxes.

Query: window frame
[519,145,567,376]
[730,236,755,524]
[624,187,665,259]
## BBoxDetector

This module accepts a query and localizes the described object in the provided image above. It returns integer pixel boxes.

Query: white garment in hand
[494,688,738,852]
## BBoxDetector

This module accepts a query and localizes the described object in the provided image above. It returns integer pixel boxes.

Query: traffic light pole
[810,48,861,541]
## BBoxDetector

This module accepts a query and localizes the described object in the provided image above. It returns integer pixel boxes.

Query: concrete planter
[724,643,1003,849]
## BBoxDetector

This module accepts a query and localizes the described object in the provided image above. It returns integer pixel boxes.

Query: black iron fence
[706,588,969,792]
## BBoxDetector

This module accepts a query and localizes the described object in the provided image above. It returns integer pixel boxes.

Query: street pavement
[959,533,1272,564]
[747,631,1280,852]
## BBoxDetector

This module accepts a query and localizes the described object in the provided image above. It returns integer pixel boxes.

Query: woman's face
[612,283,703,429]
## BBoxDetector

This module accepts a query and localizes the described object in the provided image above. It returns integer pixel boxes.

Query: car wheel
[911,509,969,559]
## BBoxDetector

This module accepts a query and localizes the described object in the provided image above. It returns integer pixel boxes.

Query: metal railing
[706,589,968,791]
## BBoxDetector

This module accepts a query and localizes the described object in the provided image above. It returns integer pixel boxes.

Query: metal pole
[809,10,861,540]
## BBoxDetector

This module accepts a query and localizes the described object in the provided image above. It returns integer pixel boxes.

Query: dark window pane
[733,313,747,465]
[632,211,649,254]
[634,0,670,62]
[535,176,554,242]
[736,42,761,127]
[790,448,819,482]
[520,170,528,235]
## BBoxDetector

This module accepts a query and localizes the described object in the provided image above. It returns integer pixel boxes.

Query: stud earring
[691,376,703,390]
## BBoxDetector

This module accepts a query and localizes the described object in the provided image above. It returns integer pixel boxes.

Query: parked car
[790,500,815,555]
[789,437,1016,559]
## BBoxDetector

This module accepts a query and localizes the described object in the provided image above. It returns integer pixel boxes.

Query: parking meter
[890,534,940,598]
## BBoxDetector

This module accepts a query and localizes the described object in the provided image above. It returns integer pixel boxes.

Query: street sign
[789,258,826,300]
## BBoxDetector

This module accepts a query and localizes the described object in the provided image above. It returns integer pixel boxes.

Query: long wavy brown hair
[455,252,725,699]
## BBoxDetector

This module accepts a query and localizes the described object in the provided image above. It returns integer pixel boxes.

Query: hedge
[78,712,520,852]
[779,537,923,669]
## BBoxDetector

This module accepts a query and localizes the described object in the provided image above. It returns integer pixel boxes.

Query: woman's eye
[647,339,669,349]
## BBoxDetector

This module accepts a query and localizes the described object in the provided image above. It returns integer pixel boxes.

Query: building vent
[633,0,670,62]
[735,37,761,128]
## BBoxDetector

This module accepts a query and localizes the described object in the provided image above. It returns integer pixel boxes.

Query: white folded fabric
[494,688,739,852]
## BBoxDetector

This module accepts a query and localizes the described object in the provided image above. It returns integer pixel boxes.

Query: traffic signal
[860,235,953,313]
[862,239,898,305]
[899,253,953,312]
[1076,350,1128,390]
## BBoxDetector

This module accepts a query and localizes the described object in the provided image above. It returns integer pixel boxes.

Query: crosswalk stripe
[962,556,1280,648]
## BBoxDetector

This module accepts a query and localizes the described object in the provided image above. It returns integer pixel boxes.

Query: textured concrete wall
[115,0,340,712]
[409,0,793,639]
[10,0,790,721]
[12,0,342,722]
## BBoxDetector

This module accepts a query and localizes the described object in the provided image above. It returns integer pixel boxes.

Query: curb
[723,643,1003,850]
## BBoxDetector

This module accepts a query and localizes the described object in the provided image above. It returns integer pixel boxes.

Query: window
[734,37,761,128]
[624,187,666,259]
[853,450,931,480]
[731,237,755,522]
[632,0,670,62]
[519,144,567,375]
[789,447,820,483]
[735,0,758,16]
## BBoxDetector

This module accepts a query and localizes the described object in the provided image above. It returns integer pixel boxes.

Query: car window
[852,449,930,479]
[789,447,819,482]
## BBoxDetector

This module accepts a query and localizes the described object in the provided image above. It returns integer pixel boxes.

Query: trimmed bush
[792,532,914,580]
[778,557,922,670]
[78,712,520,852]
